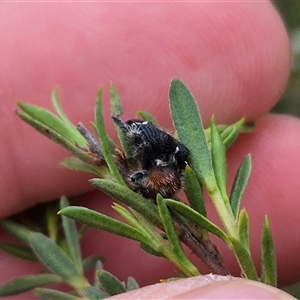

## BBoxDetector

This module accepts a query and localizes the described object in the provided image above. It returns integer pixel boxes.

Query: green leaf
[97,270,126,296]
[82,255,103,272]
[139,242,165,257]
[136,110,159,126]
[112,204,164,249]
[237,209,249,248]
[34,288,83,300]
[281,282,300,299]
[51,88,85,144]
[89,121,116,154]
[45,202,60,242]
[126,277,139,291]
[261,216,277,286]
[59,206,150,245]
[0,274,62,296]
[29,233,88,288]
[0,220,33,244]
[60,197,83,273]
[90,179,161,227]
[95,89,125,185]
[93,260,103,290]
[107,135,118,154]
[16,109,96,164]
[228,236,259,281]
[81,286,108,300]
[61,157,111,178]
[112,203,146,233]
[220,118,245,149]
[230,155,252,219]
[110,84,131,157]
[165,199,228,243]
[169,78,215,188]
[157,195,199,277]
[0,242,37,261]
[210,117,227,199]
[110,83,124,117]
[184,165,206,216]
[17,102,86,147]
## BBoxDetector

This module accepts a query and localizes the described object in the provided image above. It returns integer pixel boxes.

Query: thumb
[109,275,295,299]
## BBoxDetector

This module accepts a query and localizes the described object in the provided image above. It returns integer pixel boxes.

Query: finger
[109,275,295,299]
[0,2,289,217]
[1,2,290,122]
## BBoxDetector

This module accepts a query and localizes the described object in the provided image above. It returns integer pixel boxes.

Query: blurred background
[271,2,300,297]
[273,2,300,298]
[272,2,300,117]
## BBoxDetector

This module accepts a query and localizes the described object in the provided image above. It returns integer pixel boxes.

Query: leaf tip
[51,86,60,98]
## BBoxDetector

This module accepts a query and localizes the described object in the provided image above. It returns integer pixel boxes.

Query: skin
[0,1,297,299]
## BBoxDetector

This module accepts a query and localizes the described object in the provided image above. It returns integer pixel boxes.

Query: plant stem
[208,187,237,238]
[177,223,229,275]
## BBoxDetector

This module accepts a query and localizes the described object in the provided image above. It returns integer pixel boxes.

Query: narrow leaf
[107,135,117,153]
[0,242,37,261]
[60,196,83,273]
[16,110,96,164]
[51,88,86,144]
[59,206,150,245]
[45,202,60,242]
[169,78,215,188]
[112,206,167,257]
[140,242,165,257]
[81,286,108,300]
[109,84,131,158]
[165,199,228,243]
[97,270,126,296]
[112,203,146,233]
[34,288,83,300]
[29,233,87,287]
[230,155,252,219]
[126,277,139,291]
[110,83,123,117]
[228,236,259,281]
[95,89,125,185]
[89,121,116,154]
[61,157,111,178]
[220,118,245,149]
[0,274,62,296]
[210,117,227,199]
[82,255,103,272]
[261,216,277,286]
[90,179,161,226]
[95,260,104,271]
[184,165,206,216]
[157,195,199,277]
[281,283,300,298]
[0,220,33,244]
[237,209,249,248]
[17,102,85,146]
[136,110,159,126]
[93,260,103,290]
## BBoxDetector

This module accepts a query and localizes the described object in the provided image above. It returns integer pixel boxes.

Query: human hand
[0,2,297,299]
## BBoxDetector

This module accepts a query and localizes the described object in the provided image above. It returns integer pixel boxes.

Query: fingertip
[109,275,295,299]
